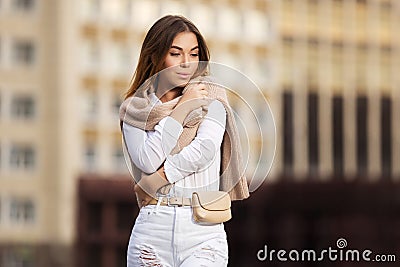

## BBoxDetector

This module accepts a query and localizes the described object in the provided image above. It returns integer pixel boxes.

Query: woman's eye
[170,52,180,56]
[190,53,199,57]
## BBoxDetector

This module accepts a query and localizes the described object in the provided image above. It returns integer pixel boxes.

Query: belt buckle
[167,197,182,207]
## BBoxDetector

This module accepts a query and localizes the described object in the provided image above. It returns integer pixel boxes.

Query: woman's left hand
[134,183,152,208]
[135,167,169,208]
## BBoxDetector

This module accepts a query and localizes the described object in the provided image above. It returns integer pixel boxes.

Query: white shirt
[122,93,227,198]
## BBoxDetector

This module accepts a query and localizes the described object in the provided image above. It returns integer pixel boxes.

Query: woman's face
[160,31,199,88]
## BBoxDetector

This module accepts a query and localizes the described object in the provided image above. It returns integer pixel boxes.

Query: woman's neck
[156,87,183,103]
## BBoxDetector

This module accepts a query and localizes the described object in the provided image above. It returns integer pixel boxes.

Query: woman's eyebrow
[170,45,199,51]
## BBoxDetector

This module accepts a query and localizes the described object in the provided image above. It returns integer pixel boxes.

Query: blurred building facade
[0,0,398,266]
[0,0,70,266]
[272,0,399,182]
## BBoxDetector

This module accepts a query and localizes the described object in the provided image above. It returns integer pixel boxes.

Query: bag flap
[192,191,231,211]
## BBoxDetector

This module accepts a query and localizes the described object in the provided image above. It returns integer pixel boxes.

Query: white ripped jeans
[127,205,229,267]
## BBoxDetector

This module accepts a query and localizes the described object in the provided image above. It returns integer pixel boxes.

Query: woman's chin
[171,79,191,88]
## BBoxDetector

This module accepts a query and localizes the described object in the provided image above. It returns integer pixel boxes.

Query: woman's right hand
[177,82,209,110]
[170,82,210,124]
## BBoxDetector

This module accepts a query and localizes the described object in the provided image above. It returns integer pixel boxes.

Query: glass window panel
[12,0,35,11]
[10,144,35,170]
[11,95,35,119]
[12,40,35,65]
[84,144,97,171]
[9,198,35,224]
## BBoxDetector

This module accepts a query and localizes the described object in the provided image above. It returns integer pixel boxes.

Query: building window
[82,39,100,71]
[113,146,125,172]
[112,94,122,115]
[332,95,344,177]
[10,144,35,170]
[1,248,34,267]
[88,41,100,67]
[282,35,294,46]
[86,93,97,117]
[308,92,319,176]
[283,90,294,175]
[116,202,135,231]
[381,96,392,178]
[12,0,35,11]
[87,202,102,233]
[12,40,35,65]
[9,198,35,224]
[82,90,98,122]
[357,95,368,175]
[117,45,131,73]
[87,245,102,267]
[11,95,35,119]
[110,42,131,74]
[84,145,97,171]
[116,245,126,267]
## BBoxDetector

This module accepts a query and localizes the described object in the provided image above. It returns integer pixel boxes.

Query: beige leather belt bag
[191,191,232,224]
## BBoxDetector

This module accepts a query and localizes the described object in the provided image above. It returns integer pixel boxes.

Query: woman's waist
[146,184,219,207]
[147,195,192,207]
[166,183,219,198]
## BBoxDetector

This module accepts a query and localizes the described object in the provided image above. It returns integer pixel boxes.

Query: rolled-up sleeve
[163,100,227,183]
[122,116,183,173]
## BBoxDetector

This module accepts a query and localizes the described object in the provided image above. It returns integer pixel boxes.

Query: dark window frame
[357,95,368,175]
[283,90,294,175]
[332,95,344,177]
[308,92,319,176]
[381,96,392,178]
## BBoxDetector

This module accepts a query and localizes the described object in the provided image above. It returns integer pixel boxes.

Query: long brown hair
[124,15,210,99]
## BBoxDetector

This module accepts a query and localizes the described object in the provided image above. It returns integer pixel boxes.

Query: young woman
[119,15,249,267]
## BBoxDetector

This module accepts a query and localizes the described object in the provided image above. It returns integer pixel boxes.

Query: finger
[193,83,206,90]
[199,98,211,106]
[199,84,207,90]
[185,82,197,92]
[187,80,202,89]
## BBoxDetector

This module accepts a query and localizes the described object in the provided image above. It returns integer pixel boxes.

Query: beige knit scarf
[119,76,249,201]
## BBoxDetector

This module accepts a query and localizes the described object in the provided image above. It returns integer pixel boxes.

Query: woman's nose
[180,55,190,68]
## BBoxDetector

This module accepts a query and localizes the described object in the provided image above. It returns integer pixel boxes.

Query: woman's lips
[176,72,191,79]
